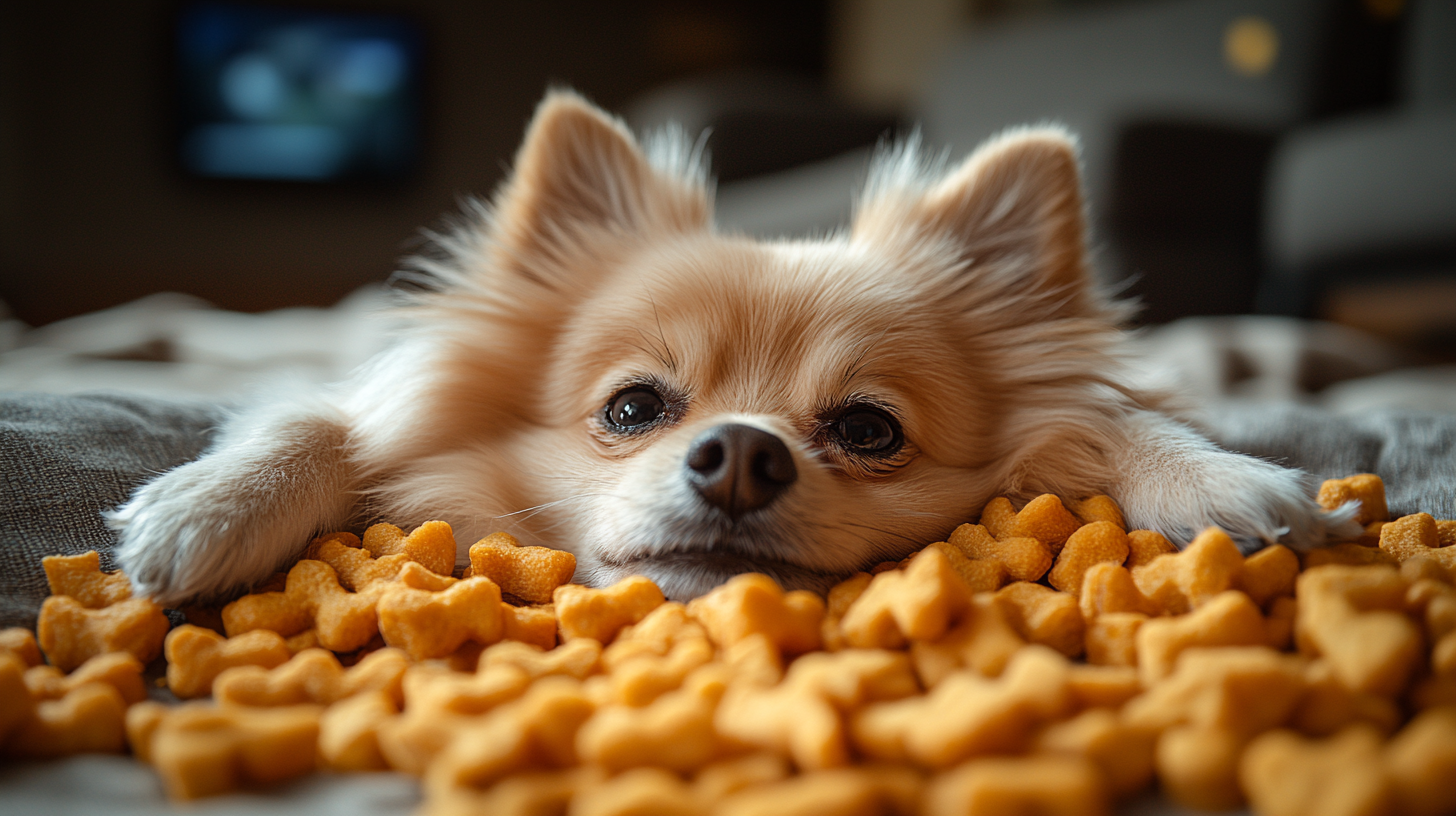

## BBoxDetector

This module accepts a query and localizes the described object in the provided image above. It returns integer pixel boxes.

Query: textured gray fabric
[1201,402,1456,519]
[0,392,220,629]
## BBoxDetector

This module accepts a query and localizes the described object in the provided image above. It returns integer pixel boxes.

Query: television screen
[175,2,423,182]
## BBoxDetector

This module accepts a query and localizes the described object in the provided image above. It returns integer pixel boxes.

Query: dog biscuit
[1124,529,1177,568]
[1239,544,1300,607]
[577,665,728,773]
[1048,521,1130,596]
[23,651,145,706]
[945,522,1051,583]
[715,649,918,770]
[996,494,1082,554]
[1295,565,1422,696]
[1035,707,1154,797]
[3,681,128,760]
[852,645,1072,767]
[1240,726,1390,816]
[0,653,34,741]
[479,638,602,681]
[363,520,457,576]
[468,532,577,604]
[1135,591,1268,685]
[1154,723,1247,811]
[909,595,1027,686]
[42,551,132,609]
[1304,542,1399,569]
[570,766,699,816]
[1317,473,1389,525]
[377,576,504,660]
[319,689,398,772]
[426,676,596,792]
[977,497,1016,538]
[1065,662,1141,709]
[691,752,791,803]
[820,573,873,652]
[1069,494,1126,529]
[840,548,970,649]
[1292,659,1401,738]
[555,576,665,643]
[1084,611,1148,667]
[1124,647,1306,737]
[309,536,411,591]
[930,539,1008,592]
[1131,527,1245,614]
[1078,563,1161,619]
[992,582,1084,658]
[0,627,43,667]
[213,646,408,707]
[1385,706,1456,816]
[687,572,823,656]
[602,602,707,667]
[603,637,713,706]
[37,595,169,673]
[376,663,533,776]
[139,702,323,800]
[1380,513,1456,568]
[163,624,291,699]
[714,765,921,816]
[222,559,383,651]
[923,754,1108,816]
[502,603,559,650]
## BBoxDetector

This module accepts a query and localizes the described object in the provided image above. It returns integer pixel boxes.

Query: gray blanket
[2,391,1453,629]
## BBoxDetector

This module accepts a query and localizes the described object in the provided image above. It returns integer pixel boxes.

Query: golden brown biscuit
[37,595,169,673]
[164,624,291,699]
[468,532,577,604]
[42,551,132,609]
[687,573,823,656]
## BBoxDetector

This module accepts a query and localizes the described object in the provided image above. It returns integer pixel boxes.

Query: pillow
[0,393,220,628]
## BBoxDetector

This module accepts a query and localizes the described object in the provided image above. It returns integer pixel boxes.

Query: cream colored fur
[111,90,1358,605]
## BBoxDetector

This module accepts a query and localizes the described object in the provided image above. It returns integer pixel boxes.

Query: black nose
[685,423,797,519]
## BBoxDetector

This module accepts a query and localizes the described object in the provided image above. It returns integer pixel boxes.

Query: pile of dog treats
[2,473,1455,816]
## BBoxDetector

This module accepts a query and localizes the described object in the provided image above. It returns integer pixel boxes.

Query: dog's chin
[590,550,846,601]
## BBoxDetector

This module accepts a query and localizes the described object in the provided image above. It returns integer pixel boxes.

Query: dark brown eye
[606,387,665,430]
[835,407,901,454]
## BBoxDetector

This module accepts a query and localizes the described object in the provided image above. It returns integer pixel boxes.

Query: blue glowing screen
[176,2,422,182]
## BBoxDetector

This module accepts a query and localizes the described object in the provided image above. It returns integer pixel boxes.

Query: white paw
[1117,451,1361,553]
[109,455,319,606]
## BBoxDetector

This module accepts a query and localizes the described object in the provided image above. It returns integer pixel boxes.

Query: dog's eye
[835,407,901,454]
[606,387,665,430]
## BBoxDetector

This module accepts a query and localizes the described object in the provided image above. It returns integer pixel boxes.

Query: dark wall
[0,1,826,326]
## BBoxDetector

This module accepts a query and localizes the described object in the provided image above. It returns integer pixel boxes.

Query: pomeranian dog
[111,90,1357,605]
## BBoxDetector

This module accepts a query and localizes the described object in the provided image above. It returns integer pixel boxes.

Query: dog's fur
[110,91,1359,606]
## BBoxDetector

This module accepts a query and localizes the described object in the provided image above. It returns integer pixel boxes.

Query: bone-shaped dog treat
[378,577,504,660]
[221,559,383,652]
[468,532,577,604]
[37,595,169,673]
[993,582,1085,658]
[319,689,399,772]
[686,572,823,656]
[714,649,918,770]
[945,522,1051,583]
[555,576,665,644]
[0,627,42,667]
[3,681,128,760]
[24,651,146,705]
[42,551,132,609]
[1240,725,1389,816]
[839,548,970,649]
[575,665,728,773]
[308,535,410,591]
[1316,473,1389,526]
[503,604,559,651]
[1380,513,1456,570]
[1125,529,1177,568]
[213,646,409,707]
[1069,494,1126,529]
[980,494,1082,554]
[930,538,1009,592]
[910,595,1027,687]
[164,624,292,699]
[851,645,1072,768]
[1135,591,1268,685]
[1295,564,1422,696]
[1048,521,1129,596]
[134,702,323,800]
[363,520,457,576]
[924,753,1109,816]
[478,638,601,681]
[1131,527,1246,614]
[376,663,533,776]
[1035,707,1155,797]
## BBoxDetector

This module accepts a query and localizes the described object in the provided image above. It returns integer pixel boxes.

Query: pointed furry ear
[855,128,1093,312]
[494,91,709,266]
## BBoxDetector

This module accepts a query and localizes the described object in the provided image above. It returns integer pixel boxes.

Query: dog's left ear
[494,90,710,269]
[854,129,1093,314]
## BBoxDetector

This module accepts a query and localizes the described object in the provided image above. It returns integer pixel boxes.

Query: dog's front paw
[109,456,322,606]
[1112,415,1363,553]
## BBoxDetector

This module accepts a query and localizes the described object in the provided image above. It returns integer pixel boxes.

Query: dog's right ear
[493,90,710,270]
